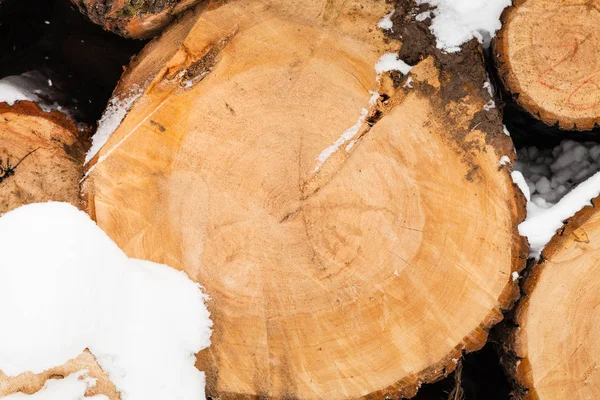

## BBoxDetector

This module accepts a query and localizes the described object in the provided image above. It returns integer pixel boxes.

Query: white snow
[85,87,143,164]
[499,155,510,167]
[375,53,414,75]
[0,71,75,117]
[515,141,600,207]
[378,10,394,31]
[403,77,414,88]
[511,271,519,282]
[0,73,44,105]
[416,0,511,52]
[416,11,432,22]
[313,108,368,172]
[513,140,600,257]
[511,170,530,201]
[368,91,380,105]
[4,371,107,400]
[483,100,496,111]
[483,80,494,97]
[0,202,212,400]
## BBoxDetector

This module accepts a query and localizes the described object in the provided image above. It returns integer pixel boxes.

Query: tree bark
[82,1,527,398]
[502,197,600,400]
[0,101,85,214]
[69,0,202,39]
[494,0,600,131]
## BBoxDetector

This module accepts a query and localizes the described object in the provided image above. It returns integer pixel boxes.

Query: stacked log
[495,0,600,130]
[81,1,525,398]
[503,199,600,400]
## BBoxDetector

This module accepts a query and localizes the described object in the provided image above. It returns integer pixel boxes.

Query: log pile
[3,0,600,399]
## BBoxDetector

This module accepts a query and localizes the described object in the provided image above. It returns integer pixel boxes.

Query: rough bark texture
[82,0,527,398]
[69,0,202,39]
[0,101,85,214]
[502,197,600,400]
[494,0,600,131]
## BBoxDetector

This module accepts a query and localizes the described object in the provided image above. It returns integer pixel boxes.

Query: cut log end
[0,101,85,214]
[494,0,600,131]
[505,197,600,399]
[80,1,527,398]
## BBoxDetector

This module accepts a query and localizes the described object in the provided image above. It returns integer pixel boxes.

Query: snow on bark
[416,0,511,52]
[513,140,600,257]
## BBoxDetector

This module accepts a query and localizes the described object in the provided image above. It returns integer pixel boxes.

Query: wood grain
[505,197,600,399]
[495,0,600,130]
[82,1,527,398]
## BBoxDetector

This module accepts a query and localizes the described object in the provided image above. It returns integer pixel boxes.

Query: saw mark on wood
[537,42,580,91]
[568,68,600,111]
[535,35,600,110]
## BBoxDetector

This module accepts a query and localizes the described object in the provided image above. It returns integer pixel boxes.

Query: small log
[503,198,600,399]
[0,97,118,396]
[0,101,84,214]
[69,0,202,39]
[83,1,526,398]
[494,0,600,130]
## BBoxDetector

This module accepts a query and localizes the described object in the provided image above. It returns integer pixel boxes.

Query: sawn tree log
[495,0,600,130]
[82,1,527,398]
[0,102,85,214]
[503,197,600,400]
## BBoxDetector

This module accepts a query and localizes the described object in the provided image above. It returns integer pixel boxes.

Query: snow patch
[511,170,530,202]
[375,53,414,75]
[378,10,395,31]
[85,87,143,164]
[313,108,368,172]
[520,172,600,258]
[0,72,59,107]
[416,11,432,22]
[0,202,212,400]
[514,141,600,257]
[368,91,380,105]
[483,100,496,111]
[511,271,519,282]
[416,0,511,52]
[3,371,107,400]
[403,77,414,89]
[499,155,510,167]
